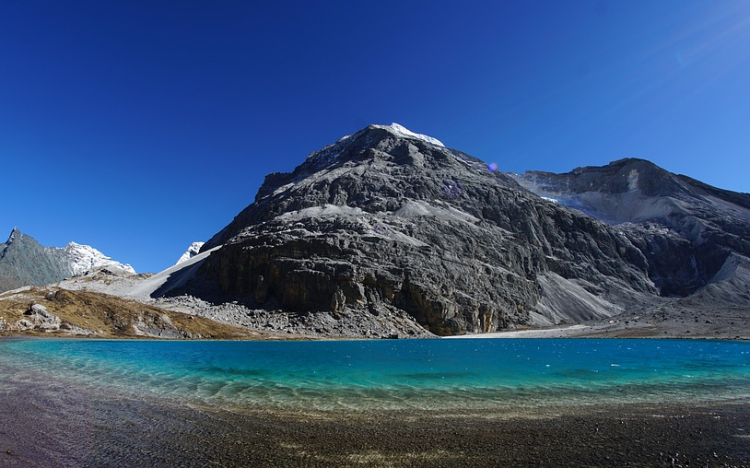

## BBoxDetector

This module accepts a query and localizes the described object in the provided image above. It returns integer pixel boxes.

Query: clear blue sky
[2,1,749,273]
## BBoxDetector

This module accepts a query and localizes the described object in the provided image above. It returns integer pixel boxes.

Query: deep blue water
[1,338,749,411]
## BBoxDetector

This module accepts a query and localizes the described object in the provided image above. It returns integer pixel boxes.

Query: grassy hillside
[0,287,270,340]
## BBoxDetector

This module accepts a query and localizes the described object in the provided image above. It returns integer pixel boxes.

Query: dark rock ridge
[159,124,721,336]
[0,228,75,292]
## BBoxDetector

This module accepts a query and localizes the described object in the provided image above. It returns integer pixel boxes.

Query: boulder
[18,303,62,331]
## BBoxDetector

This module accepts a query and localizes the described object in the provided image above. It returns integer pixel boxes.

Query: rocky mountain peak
[167,124,691,336]
[207,123,516,251]
[372,122,445,147]
[6,227,20,246]
[2,227,28,255]
[302,123,448,172]
[62,242,136,276]
[517,158,691,199]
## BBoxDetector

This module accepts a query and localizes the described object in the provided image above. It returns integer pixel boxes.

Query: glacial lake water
[1,338,749,411]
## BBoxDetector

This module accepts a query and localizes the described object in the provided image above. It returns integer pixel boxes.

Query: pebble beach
[2,358,750,468]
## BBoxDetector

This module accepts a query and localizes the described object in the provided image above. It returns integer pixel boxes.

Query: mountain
[175,242,205,266]
[510,158,750,296]
[3,125,748,339]
[146,122,748,337]
[0,228,135,292]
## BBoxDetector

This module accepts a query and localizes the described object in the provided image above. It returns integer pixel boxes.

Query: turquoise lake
[1,338,749,411]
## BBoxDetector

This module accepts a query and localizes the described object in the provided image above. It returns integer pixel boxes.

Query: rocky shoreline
[1,358,749,467]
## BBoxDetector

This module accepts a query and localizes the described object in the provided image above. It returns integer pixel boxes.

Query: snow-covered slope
[57,245,222,302]
[175,242,205,266]
[63,242,136,275]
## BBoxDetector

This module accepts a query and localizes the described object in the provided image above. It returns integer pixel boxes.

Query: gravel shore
[2,364,749,468]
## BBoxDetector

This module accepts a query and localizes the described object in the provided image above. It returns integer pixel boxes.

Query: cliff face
[159,125,670,336]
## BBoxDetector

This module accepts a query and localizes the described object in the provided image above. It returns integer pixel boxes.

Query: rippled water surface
[1,338,749,411]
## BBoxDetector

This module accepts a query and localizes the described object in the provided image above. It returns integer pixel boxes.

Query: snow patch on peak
[628,169,639,191]
[175,241,205,266]
[63,242,136,275]
[374,123,445,147]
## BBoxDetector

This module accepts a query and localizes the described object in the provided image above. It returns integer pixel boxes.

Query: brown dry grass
[0,287,264,340]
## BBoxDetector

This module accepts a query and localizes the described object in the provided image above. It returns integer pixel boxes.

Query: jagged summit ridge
[6,227,20,246]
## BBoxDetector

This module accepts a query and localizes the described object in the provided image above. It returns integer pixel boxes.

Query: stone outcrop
[16,303,62,332]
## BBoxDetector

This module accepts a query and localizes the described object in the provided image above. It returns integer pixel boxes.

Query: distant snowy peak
[0,228,136,292]
[63,242,136,275]
[175,241,205,266]
[373,123,445,148]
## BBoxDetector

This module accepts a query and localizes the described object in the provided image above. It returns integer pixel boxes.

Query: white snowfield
[64,242,136,275]
[175,241,205,266]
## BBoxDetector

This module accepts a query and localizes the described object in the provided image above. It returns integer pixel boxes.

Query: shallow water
[1,338,749,411]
